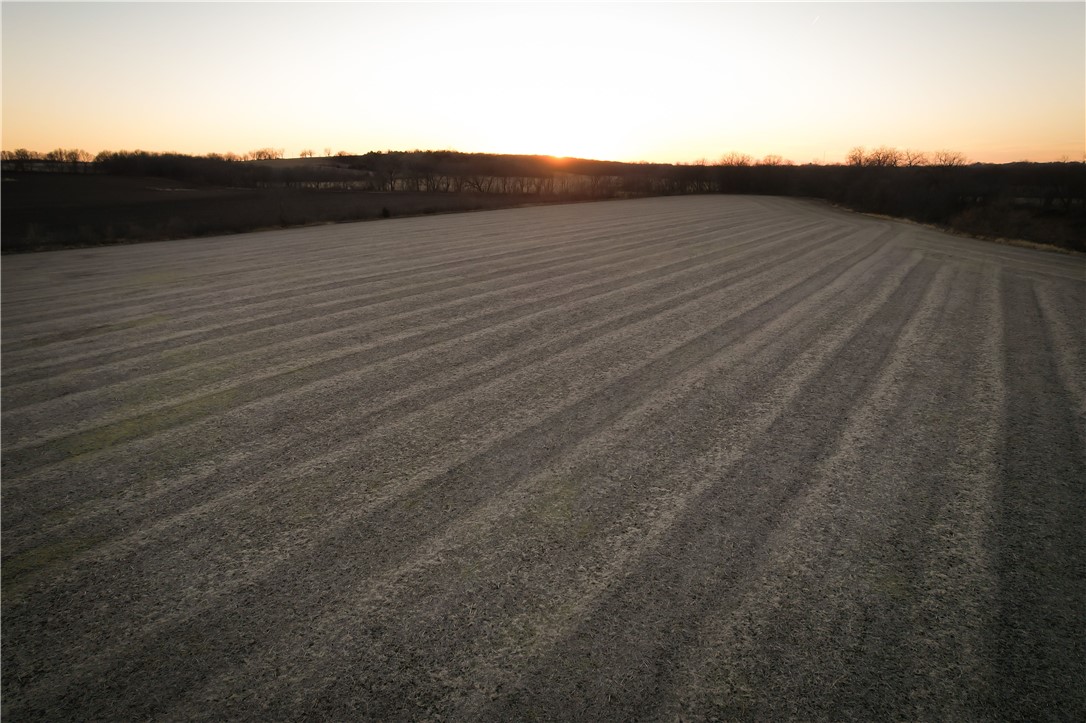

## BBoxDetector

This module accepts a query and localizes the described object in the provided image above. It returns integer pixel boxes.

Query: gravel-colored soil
[3,195,1084,720]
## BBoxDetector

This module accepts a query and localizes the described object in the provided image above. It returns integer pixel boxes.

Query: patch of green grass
[159,345,210,367]
[111,313,170,331]
[116,356,241,409]
[54,386,239,460]
[14,313,169,349]
[126,271,185,287]
[533,477,594,540]
[2,536,104,599]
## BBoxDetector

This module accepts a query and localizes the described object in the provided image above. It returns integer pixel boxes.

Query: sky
[2,2,1083,165]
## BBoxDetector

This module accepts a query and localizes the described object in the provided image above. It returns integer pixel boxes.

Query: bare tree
[67,149,91,171]
[867,146,903,167]
[371,152,401,190]
[466,173,495,193]
[248,148,284,161]
[41,148,90,171]
[4,148,38,171]
[902,149,928,167]
[758,154,789,166]
[299,149,314,158]
[324,147,333,157]
[847,147,866,166]
[44,148,68,170]
[718,151,753,167]
[932,149,968,167]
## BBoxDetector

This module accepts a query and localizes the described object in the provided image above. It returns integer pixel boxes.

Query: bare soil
[2,196,1084,720]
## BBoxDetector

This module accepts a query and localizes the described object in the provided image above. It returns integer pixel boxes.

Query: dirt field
[3,195,1083,719]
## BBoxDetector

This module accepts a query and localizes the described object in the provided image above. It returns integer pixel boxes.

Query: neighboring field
[2,196,1084,719]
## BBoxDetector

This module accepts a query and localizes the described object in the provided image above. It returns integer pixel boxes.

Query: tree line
[1,148,94,172]
[3,146,1083,250]
[0,146,290,172]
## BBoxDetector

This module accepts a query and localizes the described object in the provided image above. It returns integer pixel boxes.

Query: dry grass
[3,196,1084,720]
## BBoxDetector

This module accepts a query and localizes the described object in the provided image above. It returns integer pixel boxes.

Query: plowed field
[3,196,1084,719]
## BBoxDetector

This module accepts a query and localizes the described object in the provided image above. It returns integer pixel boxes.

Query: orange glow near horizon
[2,3,1083,166]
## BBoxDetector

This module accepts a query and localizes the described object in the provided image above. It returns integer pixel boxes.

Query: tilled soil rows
[3,195,1084,720]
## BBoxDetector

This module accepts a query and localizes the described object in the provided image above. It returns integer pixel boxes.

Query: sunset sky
[2,2,1083,165]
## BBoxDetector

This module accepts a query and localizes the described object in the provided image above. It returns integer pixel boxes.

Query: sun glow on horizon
[2,3,1083,165]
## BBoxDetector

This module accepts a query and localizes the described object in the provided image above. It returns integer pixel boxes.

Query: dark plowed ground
[3,196,1084,720]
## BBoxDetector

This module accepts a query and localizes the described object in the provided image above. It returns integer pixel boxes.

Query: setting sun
[3,2,1081,164]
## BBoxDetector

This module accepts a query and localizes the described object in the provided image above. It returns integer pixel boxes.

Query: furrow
[473,256,944,721]
[904,230,1086,282]
[990,273,1086,719]
[1,199,751,326]
[2,220,837,474]
[655,262,1002,720]
[1,209,788,380]
[1,229,883,714]
[2,221,851,550]
[4,226,856,558]
[0,206,715,340]
[1,210,799,402]
[1033,280,1086,448]
[2,215,816,443]
[174,239,921,719]
[0,217,702,370]
[8,197,1079,720]
[0,208,606,307]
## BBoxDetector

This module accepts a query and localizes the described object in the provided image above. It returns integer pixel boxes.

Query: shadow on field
[993,275,1086,716]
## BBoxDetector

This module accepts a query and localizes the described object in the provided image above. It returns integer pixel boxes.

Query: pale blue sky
[3,2,1083,163]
